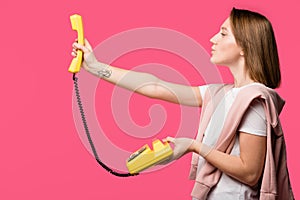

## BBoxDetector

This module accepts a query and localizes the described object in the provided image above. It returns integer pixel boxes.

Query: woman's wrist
[189,140,213,157]
[199,143,213,158]
[189,140,201,154]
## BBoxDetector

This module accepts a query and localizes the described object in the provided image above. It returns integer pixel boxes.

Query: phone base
[126,139,173,174]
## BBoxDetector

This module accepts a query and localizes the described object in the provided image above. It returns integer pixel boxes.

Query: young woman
[72,8,293,200]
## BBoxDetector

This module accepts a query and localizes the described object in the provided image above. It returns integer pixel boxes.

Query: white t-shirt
[193,83,266,200]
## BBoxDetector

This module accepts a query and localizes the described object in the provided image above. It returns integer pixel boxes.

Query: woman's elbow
[243,172,262,187]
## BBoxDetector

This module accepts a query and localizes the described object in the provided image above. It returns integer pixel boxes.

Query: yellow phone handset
[69,14,84,73]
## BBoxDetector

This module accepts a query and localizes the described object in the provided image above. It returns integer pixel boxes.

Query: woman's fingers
[71,51,76,57]
[72,42,90,53]
[163,136,175,143]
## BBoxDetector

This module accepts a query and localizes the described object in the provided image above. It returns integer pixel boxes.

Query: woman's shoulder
[238,83,279,98]
[199,83,234,92]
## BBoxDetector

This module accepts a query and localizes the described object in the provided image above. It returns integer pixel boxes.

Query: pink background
[1,0,299,199]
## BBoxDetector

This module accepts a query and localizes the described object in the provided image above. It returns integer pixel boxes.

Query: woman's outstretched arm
[72,39,202,107]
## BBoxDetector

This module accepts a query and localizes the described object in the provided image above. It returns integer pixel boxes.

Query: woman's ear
[240,51,244,56]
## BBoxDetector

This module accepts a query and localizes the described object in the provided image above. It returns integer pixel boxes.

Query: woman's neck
[229,63,255,88]
[233,77,255,88]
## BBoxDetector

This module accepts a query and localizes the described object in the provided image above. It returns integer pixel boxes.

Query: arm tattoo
[97,66,112,78]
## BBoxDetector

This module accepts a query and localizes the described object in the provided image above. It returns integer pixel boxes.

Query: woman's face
[210,17,243,66]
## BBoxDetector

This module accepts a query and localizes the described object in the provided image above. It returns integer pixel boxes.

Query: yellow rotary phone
[69,14,173,176]
[126,139,173,174]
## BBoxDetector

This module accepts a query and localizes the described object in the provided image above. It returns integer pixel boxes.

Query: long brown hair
[230,8,281,89]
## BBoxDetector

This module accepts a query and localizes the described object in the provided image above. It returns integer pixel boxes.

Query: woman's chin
[210,57,224,66]
[210,57,217,64]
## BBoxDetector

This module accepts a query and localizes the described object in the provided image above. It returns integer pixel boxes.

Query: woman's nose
[210,33,218,44]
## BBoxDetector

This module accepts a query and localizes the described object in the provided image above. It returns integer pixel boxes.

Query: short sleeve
[238,99,267,137]
[198,85,209,100]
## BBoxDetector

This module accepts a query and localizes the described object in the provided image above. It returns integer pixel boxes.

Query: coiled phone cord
[73,73,138,177]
